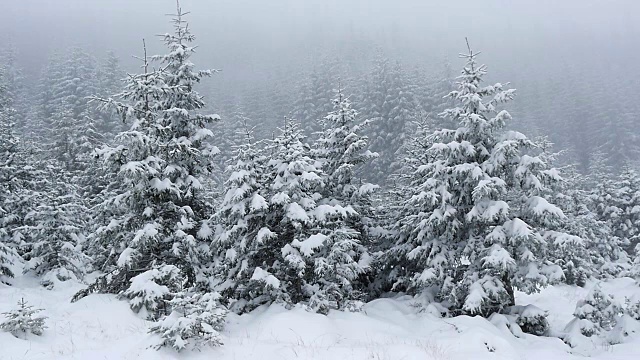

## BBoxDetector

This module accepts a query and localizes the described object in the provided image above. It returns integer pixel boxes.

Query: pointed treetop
[461,37,482,60]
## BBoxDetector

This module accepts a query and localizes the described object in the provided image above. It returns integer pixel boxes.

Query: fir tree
[76,5,221,323]
[0,66,17,283]
[308,86,379,311]
[96,50,125,139]
[547,165,598,285]
[565,283,623,337]
[292,59,342,137]
[224,119,324,311]
[21,170,90,288]
[591,165,638,275]
[0,66,40,285]
[386,41,570,316]
[213,126,272,311]
[149,290,226,351]
[360,55,419,184]
[0,48,28,132]
[0,298,47,338]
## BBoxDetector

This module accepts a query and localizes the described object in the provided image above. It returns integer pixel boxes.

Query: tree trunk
[502,272,515,308]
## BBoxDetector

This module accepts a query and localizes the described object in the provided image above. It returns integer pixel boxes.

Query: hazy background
[3,0,639,80]
[2,0,640,177]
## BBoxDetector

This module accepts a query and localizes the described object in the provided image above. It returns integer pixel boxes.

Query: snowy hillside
[2,274,640,360]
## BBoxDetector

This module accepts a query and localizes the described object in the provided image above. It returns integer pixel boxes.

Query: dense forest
[1,1,640,355]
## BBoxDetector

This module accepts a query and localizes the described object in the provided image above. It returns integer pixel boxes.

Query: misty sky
[2,0,639,82]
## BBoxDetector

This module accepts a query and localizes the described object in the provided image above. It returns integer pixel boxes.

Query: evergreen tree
[213,127,272,311]
[0,48,28,133]
[308,87,379,310]
[549,167,600,285]
[565,284,623,337]
[0,298,47,338]
[150,290,226,351]
[292,59,342,137]
[21,170,90,288]
[592,165,638,275]
[218,119,324,311]
[359,55,419,184]
[76,5,221,323]
[385,42,570,316]
[211,109,252,188]
[0,65,41,285]
[96,50,125,140]
[216,105,378,313]
[0,65,17,283]
[315,87,378,212]
[33,48,100,144]
[630,245,640,284]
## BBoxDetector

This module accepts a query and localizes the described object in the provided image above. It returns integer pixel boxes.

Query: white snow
[250,267,280,289]
[286,202,309,222]
[249,194,268,211]
[117,247,136,267]
[527,196,565,218]
[2,275,640,359]
[256,227,276,244]
[293,233,327,256]
[196,221,213,239]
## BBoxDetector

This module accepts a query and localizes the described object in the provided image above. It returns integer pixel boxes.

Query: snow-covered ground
[2,275,640,360]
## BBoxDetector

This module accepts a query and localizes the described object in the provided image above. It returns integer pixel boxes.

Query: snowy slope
[1,276,640,360]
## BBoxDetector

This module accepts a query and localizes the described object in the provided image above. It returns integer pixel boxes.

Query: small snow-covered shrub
[509,304,549,336]
[306,282,366,315]
[608,314,640,345]
[0,298,47,338]
[563,283,628,347]
[342,300,366,313]
[306,284,342,315]
[563,317,598,348]
[150,290,227,351]
[121,264,182,320]
[627,295,640,320]
[572,284,622,335]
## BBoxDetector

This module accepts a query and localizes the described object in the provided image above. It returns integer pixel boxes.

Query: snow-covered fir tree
[76,5,223,325]
[16,61,98,288]
[579,153,630,277]
[565,283,623,337]
[0,65,17,284]
[0,65,42,285]
[215,100,379,313]
[149,290,226,351]
[613,167,640,251]
[95,50,125,140]
[315,87,378,218]
[549,168,599,286]
[359,54,419,185]
[213,127,272,311]
[215,118,324,311]
[210,109,253,188]
[20,169,90,288]
[0,228,14,285]
[307,87,379,311]
[0,48,28,133]
[56,48,99,119]
[591,165,638,275]
[0,298,47,338]
[292,59,343,137]
[385,42,572,316]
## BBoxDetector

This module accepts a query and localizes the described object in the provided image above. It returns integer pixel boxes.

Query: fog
[4,1,639,77]
[2,0,640,174]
